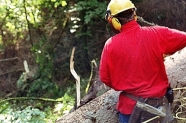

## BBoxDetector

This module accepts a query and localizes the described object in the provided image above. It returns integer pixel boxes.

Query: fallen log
[56,47,186,123]
[56,89,119,123]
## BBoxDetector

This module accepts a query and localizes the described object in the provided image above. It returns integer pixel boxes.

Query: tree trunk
[56,89,119,123]
[56,48,186,123]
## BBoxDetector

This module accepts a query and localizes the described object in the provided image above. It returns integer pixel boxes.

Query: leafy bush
[0,106,45,123]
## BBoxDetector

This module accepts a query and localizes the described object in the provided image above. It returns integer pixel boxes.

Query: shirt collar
[121,20,140,32]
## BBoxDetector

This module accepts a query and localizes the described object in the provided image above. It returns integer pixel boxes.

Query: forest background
[0,0,186,122]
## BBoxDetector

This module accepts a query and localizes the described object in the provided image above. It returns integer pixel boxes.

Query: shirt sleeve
[156,26,186,55]
[99,38,112,87]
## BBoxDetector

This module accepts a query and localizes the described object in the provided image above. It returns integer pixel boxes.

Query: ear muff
[105,10,121,31]
[111,17,121,31]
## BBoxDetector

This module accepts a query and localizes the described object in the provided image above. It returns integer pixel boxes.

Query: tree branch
[85,59,97,93]
[23,0,33,46]
[70,47,80,108]
[0,97,62,104]
[0,57,19,62]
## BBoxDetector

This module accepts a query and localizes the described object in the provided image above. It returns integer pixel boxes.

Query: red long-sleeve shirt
[99,20,186,114]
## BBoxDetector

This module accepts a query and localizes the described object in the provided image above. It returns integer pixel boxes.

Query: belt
[121,91,164,107]
[145,97,164,107]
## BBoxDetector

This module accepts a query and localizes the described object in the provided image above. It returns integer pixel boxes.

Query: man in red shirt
[99,0,186,122]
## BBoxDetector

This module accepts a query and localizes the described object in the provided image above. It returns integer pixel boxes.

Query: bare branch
[70,47,80,108]
[0,57,19,62]
[0,68,24,76]
[23,0,33,46]
[0,97,63,104]
[85,59,97,93]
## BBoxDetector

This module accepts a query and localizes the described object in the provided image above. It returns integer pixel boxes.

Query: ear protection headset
[105,10,137,32]
[105,10,122,31]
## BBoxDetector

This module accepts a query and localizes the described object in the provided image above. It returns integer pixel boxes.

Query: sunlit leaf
[6,22,15,30]
[61,1,67,6]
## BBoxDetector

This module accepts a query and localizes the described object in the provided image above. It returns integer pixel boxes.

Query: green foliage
[76,0,107,24]
[17,34,63,97]
[68,0,107,37]
[0,102,10,115]
[51,0,67,8]
[0,84,76,122]
[0,0,42,46]
[54,92,75,115]
[27,36,60,97]
[0,106,45,123]
[0,0,108,121]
